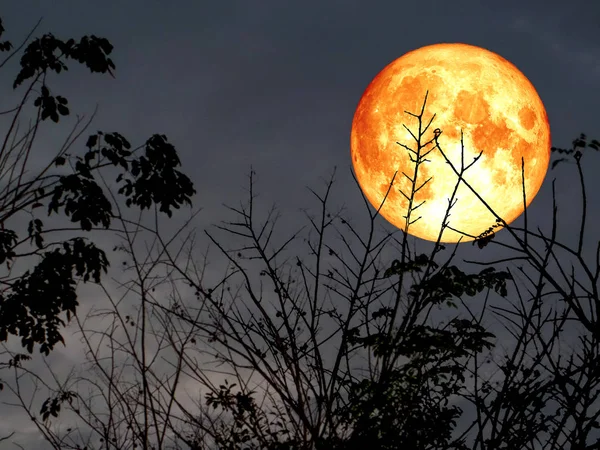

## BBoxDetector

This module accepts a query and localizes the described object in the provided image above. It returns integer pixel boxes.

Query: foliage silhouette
[0,15,195,362]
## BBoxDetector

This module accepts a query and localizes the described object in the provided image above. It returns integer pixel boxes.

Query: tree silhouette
[3,18,600,450]
[163,94,597,449]
[0,14,194,394]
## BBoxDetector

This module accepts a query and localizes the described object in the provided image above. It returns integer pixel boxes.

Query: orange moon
[350,43,551,243]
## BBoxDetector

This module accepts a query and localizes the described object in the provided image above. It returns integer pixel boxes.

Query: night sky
[1,1,599,448]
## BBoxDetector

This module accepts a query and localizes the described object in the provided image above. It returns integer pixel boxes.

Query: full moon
[350,43,551,243]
